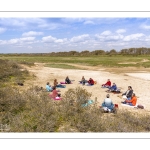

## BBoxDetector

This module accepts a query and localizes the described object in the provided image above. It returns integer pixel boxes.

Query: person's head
[113,83,115,85]
[128,86,132,90]
[132,93,135,97]
[47,82,49,85]
[106,94,110,98]
[54,79,57,82]
[108,79,110,81]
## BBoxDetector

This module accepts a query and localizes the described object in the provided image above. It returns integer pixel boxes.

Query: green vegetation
[1,85,150,132]
[0,59,29,86]
[1,55,150,68]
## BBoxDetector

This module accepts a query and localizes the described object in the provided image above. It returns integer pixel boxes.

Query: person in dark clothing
[79,76,87,85]
[65,76,71,84]
[122,86,133,100]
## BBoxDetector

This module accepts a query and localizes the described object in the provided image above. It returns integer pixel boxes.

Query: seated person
[79,76,87,85]
[87,78,94,85]
[101,94,114,112]
[122,86,133,100]
[107,83,117,92]
[54,79,65,88]
[49,86,61,99]
[121,93,137,106]
[102,79,111,88]
[65,76,71,84]
[46,82,53,92]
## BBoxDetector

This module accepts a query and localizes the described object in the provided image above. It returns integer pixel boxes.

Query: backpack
[137,104,144,109]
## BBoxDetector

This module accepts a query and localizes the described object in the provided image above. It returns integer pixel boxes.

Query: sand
[21,63,150,114]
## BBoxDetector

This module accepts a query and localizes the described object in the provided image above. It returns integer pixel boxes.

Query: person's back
[103,98,113,107]
[102,94,114,110]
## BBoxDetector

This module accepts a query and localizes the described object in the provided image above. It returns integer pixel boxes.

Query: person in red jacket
[88,78,94,85]
[102,79,111,88]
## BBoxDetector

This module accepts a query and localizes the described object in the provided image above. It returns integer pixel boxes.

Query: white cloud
[84,21,95,25]
[8,37,35,44]
[42,36,57,43]
[0,28,6,34]
[55,38,67,43]
[22,31,43,37]
[70,34,90,43]
[116,29,126,34]
[123,33,145,41]
[141,25,150,29]
[42,36,67,43]
[101,30,112,36]
[95,34,124,41]
[0,40,7,45]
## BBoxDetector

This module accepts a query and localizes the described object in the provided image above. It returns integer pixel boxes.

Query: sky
[0,17,150,53]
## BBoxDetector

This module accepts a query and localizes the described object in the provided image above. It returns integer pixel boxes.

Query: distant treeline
[1,47,150,56]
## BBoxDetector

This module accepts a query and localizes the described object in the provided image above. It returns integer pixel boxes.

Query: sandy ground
[21,63,150,114]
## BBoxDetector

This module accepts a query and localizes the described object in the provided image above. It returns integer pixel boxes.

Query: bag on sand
[137,104,144,109]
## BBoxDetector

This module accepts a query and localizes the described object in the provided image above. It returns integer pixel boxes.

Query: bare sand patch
[125,73,150,80]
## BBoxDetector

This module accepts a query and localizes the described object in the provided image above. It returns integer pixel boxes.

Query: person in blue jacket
[46,82,53,92]
[108,83,117,92]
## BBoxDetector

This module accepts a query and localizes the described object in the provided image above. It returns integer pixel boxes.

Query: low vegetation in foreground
[1,86,150,132]
[0,59,150,132]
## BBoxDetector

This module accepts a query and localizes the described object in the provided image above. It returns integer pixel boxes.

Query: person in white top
[102,94,114,112]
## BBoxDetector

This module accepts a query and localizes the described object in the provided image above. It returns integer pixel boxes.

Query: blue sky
[0,18,150,53]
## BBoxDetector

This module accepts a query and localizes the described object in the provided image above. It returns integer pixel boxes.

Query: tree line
[1,47,150,56]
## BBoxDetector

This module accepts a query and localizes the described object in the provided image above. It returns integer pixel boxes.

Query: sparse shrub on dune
[0,59,29,85]
[1,85,150,132]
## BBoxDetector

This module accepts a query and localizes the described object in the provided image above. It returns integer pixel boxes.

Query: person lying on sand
[121,93,137,106]
[101,94,116,113]
[122,86,133,100]
[65,76,71,84]
[102,79,111,88]
[46,82,53,92]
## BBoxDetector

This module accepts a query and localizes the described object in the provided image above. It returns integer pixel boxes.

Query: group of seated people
[102,79,119,92]
[121,86,137,106]
[46,76,137,108]
[79,76,95,86]
[101,86,137,112]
